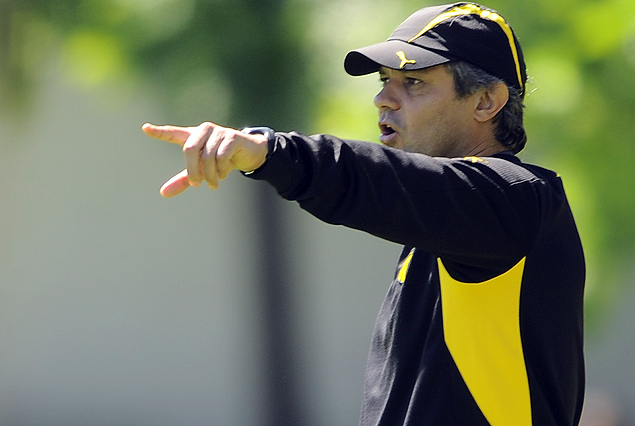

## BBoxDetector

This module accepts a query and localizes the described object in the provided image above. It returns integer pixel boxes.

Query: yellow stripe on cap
[408,3,523,93]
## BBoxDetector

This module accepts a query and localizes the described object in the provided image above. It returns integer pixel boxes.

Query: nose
[374,83,400,111]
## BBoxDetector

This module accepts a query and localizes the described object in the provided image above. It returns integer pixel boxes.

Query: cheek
[405,104,463,154]
[407,93,446,121]
[407,103,447,137]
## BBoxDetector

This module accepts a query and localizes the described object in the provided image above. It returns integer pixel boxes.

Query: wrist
[241,126,275,174]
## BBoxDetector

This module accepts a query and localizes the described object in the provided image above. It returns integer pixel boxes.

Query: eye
[379,76,390,87]
[404,77,422,88]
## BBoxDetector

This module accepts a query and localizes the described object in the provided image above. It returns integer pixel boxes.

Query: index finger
[142,123,192,146]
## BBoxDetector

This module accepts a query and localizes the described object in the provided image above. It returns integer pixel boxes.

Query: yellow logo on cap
[396,51,416,69]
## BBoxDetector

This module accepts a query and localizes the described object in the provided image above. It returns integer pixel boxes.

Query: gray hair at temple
[445,60,527,154]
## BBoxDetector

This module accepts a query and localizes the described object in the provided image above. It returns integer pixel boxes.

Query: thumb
[160,169,191,197]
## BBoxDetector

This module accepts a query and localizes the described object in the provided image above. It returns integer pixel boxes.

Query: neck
[462,124,506,157]
[464,140,507,157]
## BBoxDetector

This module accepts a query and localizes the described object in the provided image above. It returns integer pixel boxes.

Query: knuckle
[211,126,226,139]
[182,143,198,153]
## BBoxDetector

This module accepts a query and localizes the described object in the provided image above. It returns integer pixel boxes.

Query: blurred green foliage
[0,0,313,128]
[2,0,634,330]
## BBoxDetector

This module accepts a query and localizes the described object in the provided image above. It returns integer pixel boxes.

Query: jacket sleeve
[245,131,546,270]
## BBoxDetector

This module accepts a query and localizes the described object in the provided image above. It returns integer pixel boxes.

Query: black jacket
[246,132,585,426]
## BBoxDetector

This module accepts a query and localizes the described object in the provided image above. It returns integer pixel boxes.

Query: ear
[473,82,509,123]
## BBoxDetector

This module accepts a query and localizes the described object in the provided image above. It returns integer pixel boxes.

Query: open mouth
[379,122,400,147]
[380,124,396,136]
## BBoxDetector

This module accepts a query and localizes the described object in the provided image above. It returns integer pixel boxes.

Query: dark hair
[445,61,527,154]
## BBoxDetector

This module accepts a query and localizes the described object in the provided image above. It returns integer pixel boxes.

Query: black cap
[344,3,526,95]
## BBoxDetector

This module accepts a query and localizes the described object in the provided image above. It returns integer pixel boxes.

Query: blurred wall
[0,73,398,425]
[583,270,635,424]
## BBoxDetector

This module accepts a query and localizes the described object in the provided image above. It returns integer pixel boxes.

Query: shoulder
[447,152,560,190]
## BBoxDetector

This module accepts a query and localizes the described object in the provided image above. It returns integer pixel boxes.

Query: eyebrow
[379,66,433,79]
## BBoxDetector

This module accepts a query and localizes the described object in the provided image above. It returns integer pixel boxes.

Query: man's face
[375,64,478,157]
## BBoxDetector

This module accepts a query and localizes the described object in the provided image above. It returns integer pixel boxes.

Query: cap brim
[344,39,453,76]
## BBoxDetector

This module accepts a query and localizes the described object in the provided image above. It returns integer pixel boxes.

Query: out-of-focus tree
[2,0,635,333]
[0,0,313,127]
[497,0,635,328]
[306,0,635,331]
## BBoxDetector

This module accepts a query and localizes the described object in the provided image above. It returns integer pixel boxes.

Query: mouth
[379,122,400,147]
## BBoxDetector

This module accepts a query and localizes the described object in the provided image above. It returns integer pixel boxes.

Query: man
[143,2,585,425]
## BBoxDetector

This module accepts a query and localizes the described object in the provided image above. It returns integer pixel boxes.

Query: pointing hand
[143,122,269,197]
